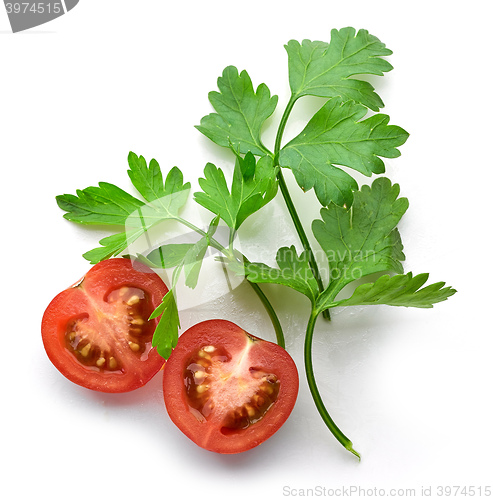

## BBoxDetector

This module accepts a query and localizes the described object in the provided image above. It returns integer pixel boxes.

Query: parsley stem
[305,309,361,460]
[241,254,285,347]
[175,217,225,253]
[248,281,285,348]
[274,95,296,154]
[175,216,285,348]
[274,96,330,320]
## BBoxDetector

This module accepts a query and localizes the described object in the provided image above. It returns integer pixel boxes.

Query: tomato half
[163,320,299,453]
[42,258,168,393]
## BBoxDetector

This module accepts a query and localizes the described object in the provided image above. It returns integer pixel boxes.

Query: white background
[1,1,492,498]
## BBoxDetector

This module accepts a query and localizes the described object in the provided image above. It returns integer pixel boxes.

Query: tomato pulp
[163,320,299,453]
[42,258,168,393]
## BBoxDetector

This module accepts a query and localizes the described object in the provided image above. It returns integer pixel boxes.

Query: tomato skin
[42,258,168,393]
[163,320,299,454]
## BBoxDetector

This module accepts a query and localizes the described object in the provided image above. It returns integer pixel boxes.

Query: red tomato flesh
[42,258,168,393]
[163,320,299,453]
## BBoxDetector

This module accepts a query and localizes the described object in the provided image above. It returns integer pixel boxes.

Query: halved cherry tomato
[42,258,168,393]
[163,320,299,453]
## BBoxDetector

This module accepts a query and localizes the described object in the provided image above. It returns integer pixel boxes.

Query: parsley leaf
[126,154,191,219]
[148,218,220,359]
[56,182,144,225]
[150,289,180,359]
[179,236,210,289]
[312,177,408,299]
[127,151,167,202]
[320,272,457,310]
[144,243,196,269]
[56,152,191,263]
[246,246,319,305]
[194,153,278,230]
[196,66,277,156]
[279,98,409,207]
[83,231,143,264]
[286,27,393,111]
[145,216,220,289]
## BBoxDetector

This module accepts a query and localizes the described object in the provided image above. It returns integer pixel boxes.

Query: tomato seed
[127,295,140,306]
[196,384,210,394]
[128,342,140,352]
[245,404,256,418]
[253,394,265,407]
[80,343,92,357]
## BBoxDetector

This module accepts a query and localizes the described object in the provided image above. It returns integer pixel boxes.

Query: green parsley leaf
[246,246,319,305]
[179,234,210,289]
[126,153,191,219]
[319,272,457,310]
[194,163,237,229]
[286,27,393,111]
[145,216,220,289]
[127,152,167,202]
[83,231,142,265]
[150,289,180,359]
[279,98,409,207]
[145,243,196,269]
[196,66,277,156]
[148,217,220,359]
[194,153,278,230]
[312,177,408,300]
[56,153,191,263]
[151,166,191,218]
[56,182,144,225]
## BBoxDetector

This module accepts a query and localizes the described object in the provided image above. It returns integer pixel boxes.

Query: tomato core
[63,285,155,373]
[183,342,281,434]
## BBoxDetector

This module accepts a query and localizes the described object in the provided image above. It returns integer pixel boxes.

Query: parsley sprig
[196,27,455,458]
[55,27,456,459]
[245,177,454,458]
[57,150,286,354]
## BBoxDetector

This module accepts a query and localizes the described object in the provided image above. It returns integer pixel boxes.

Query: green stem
[305,309,361,460]
[248,281,285,348]
[242,255,285,348]
[274,96,330,320]
[274,95,297,154]
[176,216,285,348]
[175,216,226,254]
